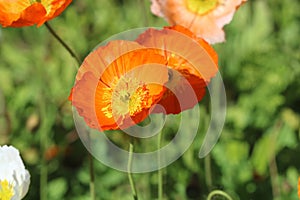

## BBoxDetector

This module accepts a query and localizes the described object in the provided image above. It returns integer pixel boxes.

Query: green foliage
[0,0,299,199]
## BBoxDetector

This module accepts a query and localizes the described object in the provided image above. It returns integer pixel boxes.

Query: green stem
[86,130,96,200]
[204,154,212,190]
[269,157,280,200]
[44,22,81,66]
[207,190,233,200]
[88,152,96,200]
[269,121,282,200]
[40,139,47,200]
[157,130,163,200]
[39,96,47,200]
[128,142,138,200]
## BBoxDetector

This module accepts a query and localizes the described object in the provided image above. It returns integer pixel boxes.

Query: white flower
[0,145,30,200]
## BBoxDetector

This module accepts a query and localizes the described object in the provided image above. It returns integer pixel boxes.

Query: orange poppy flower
[70,40,168,130]
[0,0,72,27]
[151,0,247,44]
[136,25,218,114]
[298,176,300,199]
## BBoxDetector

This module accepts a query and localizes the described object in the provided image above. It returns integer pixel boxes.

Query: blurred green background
[0,0,299,199]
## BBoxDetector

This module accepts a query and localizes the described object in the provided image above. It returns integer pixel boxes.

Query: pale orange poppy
[136,25,218,114]
[70,40,168,130]
[151,0,247,44]
[0,0,72,27]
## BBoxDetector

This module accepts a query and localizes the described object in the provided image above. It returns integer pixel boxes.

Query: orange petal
[72,71,100,129]
[136,26,218,114]
[0,0,72,27]
[153,70,206,114]
[95,49,168,130]
[11,3,47,27]
[94,83,119,130]
[72,40,168,131]
[0,2,46,27]
[43,0,72,24]
[0,1,29,27]
[166,25,218,66]
[136,26,218,82]
[76,40,144,82]
[100,48,167,86]
[298,177,300,199]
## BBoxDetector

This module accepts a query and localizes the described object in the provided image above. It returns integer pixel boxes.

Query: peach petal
[151,0,247,44]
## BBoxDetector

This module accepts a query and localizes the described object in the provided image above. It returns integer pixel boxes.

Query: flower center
[128,86,149,115]
[102,76,150,119]
[0,180,14,200]
[185,0,219,15]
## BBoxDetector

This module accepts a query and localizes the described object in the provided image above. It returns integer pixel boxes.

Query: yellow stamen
[102,76,150,119]
[128,86,149,115]
[0,179,14,200]
[185,0,219,15]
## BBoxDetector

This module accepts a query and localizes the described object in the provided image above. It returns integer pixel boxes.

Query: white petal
[0,145,31,199]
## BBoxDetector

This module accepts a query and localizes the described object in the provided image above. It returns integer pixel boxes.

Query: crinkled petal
[72,71,100,130]
[10,3,47,27]
[0,0,72,27]
[44,0,72,19]
[0,0,29,27]
[136,26,218,82]
[136,25,218,113]
[75,40,144,81]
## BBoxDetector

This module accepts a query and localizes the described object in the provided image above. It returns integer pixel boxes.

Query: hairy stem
[128,142,138,200]
[158,130,163,200]
[204,154,213,190]
[44,22,81,66]
[88,138,96,200]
